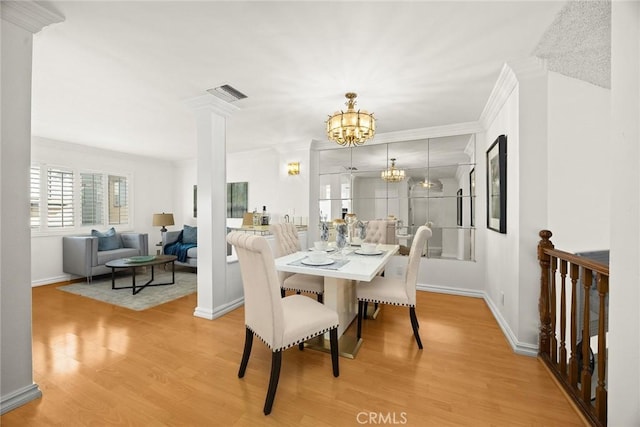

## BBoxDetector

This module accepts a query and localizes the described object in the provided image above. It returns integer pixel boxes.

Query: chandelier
[381,158,405,182]
[326,92,375,146]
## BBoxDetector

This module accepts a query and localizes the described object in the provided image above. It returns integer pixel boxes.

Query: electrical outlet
[501,291,505,305]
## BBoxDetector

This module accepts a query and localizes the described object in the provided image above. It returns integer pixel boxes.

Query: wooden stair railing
[538,230,608,427]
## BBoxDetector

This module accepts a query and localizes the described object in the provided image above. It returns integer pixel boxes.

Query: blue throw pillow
[91,227,122,251]
[183,224,197,244]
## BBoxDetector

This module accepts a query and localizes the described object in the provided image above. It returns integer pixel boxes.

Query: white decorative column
[609,2,640,425]
[186,95,239,319]
[0,1,63,414]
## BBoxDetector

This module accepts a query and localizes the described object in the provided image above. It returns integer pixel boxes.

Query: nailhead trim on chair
[281,286,322,295]
[247,324,339,352]
[357,297,415,308]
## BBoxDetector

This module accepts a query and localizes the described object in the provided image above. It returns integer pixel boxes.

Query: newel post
[538,230,554,358]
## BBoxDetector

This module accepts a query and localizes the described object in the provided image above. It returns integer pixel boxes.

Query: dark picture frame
[456,188,463,226]
[193,185,197,218]
[486,134,507,233]
[469,168,475,227]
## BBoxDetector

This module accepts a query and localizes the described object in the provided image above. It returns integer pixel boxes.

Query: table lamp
[152,212,174,244]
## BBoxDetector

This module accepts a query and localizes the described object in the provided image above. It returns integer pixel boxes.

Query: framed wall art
[486,134,507,233]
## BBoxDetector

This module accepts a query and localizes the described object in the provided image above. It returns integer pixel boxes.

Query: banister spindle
[569,263,579,387]
[550,256,558,364]
[538,230,554,358]
[559,259,568,375]
[581,268,593,403]
[595,273,608,424]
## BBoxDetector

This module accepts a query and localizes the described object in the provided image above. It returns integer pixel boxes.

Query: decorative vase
[319,216,329,242]
[345,213,357,246]
[334,218,347,251]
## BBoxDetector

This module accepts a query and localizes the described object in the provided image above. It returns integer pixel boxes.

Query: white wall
[608,1,640,424]
[173,145,312,228]
[30,137,174,285]
[547,72,610,252]
[173,158,197,229]
[484,83,522,347]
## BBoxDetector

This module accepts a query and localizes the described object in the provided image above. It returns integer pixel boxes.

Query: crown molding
[272,139,312,155]
[509,56,548,80]
[1,1,64,33]
[479,57,548,130]
[184,94,240,117]
[372,121,483,144]
[311,122,482,152]
[479,63,518,130]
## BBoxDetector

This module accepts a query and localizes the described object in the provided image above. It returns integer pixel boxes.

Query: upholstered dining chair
[361,219,395,316]
[226,231,340,415]
[356,225,432,349]
[270,222,325,302]
[363,219,394,245]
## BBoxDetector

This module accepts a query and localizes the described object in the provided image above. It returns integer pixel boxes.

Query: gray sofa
[162,230,197,268]
[63,233,149,281]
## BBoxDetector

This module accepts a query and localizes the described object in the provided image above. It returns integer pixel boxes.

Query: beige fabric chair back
[269,223,301,257]
[227,231,285,350]
[269,223,301,285]
[405,226,432,305]
[364,220,390,244]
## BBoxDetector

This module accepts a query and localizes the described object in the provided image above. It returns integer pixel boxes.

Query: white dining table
[274,243,399,358]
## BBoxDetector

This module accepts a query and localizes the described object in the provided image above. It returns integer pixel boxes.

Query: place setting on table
[290,239,388,270]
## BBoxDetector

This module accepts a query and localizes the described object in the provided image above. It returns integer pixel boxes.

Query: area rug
[57,269,197,311]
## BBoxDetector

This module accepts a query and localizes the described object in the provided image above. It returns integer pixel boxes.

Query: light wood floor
[2,280,585,426]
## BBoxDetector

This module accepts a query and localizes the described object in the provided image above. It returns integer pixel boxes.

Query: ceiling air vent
[206,84,248,103]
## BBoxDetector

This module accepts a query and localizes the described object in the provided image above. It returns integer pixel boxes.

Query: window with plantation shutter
[30,166,41,229]
[30,164,132,233]
[108,175,128,224]
[81,173,103,226]
[47,168,74,228]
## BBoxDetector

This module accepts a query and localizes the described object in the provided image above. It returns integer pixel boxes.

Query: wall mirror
[317,134,476,260]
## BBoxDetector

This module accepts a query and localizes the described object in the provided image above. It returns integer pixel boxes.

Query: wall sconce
[287,162,300,175]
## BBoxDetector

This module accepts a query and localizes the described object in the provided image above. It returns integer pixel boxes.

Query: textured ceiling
[533,0,611,89]
[31,1,569,161]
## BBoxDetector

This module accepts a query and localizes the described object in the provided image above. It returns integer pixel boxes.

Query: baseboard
[417,283,484,299]
[31,275,72,287]
[1,383,42,415]
[483,294,538,357]
[418,283,539,357]
[193,296,244,320]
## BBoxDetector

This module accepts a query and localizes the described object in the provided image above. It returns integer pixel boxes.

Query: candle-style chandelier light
[381,158,406,182]
[326,92,375,147]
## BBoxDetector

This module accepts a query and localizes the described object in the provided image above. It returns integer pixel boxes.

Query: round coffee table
[105,255,178,295]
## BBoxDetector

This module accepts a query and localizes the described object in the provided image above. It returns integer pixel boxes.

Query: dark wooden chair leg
[330,327,339,377]
[238,327,253,378]
[409,307,423,349]
[357,300,364,340]
[317,293,323,304]
[363,301,369,319]
[298,342,304,350]
[280,288,285,298]
[264,351,282,415]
